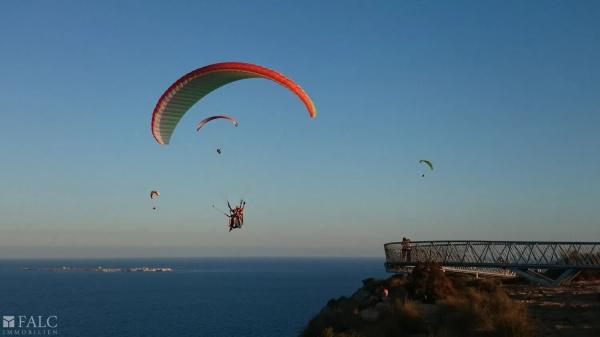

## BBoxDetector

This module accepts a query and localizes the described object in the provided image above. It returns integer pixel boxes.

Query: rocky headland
[301,262,599,337]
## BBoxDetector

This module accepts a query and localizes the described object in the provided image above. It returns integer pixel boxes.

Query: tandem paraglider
[150,61,317,233]
[213,200,246,232]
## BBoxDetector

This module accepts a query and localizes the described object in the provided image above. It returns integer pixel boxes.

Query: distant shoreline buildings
[21,266,174,273]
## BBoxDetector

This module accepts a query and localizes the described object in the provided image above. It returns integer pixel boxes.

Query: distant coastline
[21,266,173,273]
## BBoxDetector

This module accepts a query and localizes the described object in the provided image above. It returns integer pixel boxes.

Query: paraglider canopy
[419,160,434,171]
[150,190,160,211]
[419,160,433,177]
[151,62,317,145]
[196,115,239,131]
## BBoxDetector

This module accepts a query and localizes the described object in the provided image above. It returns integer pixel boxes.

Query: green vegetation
[300,262,533,337]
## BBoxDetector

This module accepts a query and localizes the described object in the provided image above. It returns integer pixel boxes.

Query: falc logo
[2,316,14,328]
[2,315,58,329]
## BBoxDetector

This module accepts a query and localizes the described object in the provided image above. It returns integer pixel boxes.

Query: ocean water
[0,258,387,337]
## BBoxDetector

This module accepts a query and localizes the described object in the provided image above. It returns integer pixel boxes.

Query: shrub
[302,265,533,337]
[435,284,533,337]
[407,261,456,302]
[392,300,425,333]
[301,297,361,337]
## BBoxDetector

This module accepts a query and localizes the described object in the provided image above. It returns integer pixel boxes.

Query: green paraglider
[419,160,433,177]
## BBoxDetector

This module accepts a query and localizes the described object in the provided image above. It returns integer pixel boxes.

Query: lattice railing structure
[441,266,516,278]
[384,241,600,286]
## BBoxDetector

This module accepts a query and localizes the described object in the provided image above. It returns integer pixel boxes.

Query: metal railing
[385,240,600,270]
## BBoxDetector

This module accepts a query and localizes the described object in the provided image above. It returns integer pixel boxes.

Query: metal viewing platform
[384,240,600,286]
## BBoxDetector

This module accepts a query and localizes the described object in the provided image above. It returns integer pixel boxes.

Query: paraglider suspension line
[212,205,228,216]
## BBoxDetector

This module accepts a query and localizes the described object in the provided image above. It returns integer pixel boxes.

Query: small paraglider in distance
[150,190,160,210]
[196,116,238,156]
[196,115,239,131]
[419,160,434,177]
[150,190,160,200]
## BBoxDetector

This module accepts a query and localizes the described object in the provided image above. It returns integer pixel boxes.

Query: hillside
[301,262,599,337]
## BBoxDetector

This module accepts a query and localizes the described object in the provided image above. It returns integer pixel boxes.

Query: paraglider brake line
[212,205,228,216]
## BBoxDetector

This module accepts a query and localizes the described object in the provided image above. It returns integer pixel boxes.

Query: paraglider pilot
[401,237,412,262]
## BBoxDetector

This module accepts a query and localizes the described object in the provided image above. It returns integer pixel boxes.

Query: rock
[319,305,332,315]
[362,278,379,292]
[359,308,379,322]
[390,286,408,302]
[374,301,391,315]
[413,302,437,315]
[351,289,371,306]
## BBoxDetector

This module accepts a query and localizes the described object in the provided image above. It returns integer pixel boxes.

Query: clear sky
[1,1,599,258]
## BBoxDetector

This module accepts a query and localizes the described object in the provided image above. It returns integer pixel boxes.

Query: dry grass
[575,269,600,281]
[300,297,361,337]
[435,279,533,337]
[319,327,362,337]
[393,300,420,320]
[359,299,427,337]
[389,299,426,334]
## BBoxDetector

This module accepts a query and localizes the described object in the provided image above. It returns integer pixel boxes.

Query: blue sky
[1,1,599,257]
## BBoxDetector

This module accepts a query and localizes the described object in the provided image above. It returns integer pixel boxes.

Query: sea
[0,258,387,337]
